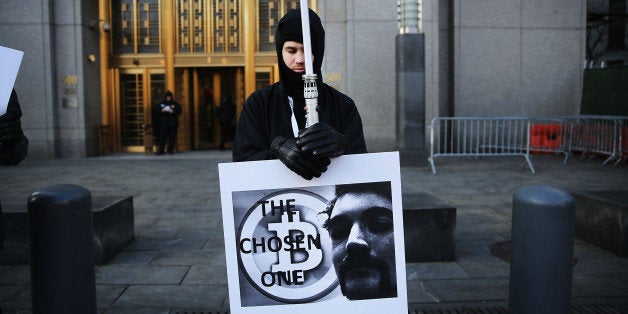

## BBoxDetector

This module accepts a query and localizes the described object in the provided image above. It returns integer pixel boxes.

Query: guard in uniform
[153,90,182,155]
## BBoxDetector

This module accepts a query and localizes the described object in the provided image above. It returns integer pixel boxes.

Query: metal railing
[428,115,628,174]
[570,115,627,165]
[528,117,574,165]
[619,117,628,165]
[429,117,535,174]
[566,116,591,158]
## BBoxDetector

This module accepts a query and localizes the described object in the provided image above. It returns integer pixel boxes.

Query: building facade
[0,0,587,159]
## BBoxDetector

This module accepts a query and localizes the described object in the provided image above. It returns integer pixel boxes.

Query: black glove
[296,123,349,158]
[271,136,331,180]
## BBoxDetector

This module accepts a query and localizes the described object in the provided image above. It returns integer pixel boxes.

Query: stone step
[403,192,456,263]
[0,196,134,265]
[573,190,628,257]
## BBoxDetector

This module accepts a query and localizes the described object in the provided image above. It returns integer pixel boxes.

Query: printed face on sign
[324,182,396,300]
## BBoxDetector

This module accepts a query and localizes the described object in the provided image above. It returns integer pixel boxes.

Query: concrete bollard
[509,185,575,314]
[28,184,97,313]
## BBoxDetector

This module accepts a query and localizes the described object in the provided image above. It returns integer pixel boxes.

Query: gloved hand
[271,136,331,180]
[296,123,349,158]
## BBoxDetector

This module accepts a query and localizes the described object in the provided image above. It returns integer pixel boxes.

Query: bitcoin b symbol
[268,211,323,273]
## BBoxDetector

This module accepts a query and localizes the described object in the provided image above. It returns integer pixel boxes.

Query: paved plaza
[1,151,627,313]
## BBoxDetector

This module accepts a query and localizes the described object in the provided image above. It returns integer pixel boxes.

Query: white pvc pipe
[300,0,314,75]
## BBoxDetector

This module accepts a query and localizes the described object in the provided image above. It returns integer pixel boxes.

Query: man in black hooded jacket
[233,9,367,180]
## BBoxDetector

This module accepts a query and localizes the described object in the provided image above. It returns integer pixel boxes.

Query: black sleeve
[151,104,159,126]
[174,102,182,116]
[339,97,367,154]
[232,94,272,162]
[1,202,4,250]
[0,136,28,166]
[0,89,28,165]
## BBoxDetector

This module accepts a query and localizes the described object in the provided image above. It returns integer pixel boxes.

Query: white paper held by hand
[0,46,24,116]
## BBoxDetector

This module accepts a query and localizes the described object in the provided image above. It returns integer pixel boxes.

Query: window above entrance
[258,0,302,51]
[112,0,161,54]
[109,0,316,56]
[176,0,242,53]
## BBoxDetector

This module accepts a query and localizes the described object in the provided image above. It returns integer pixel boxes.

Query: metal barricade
[429,117,535,174]
[527,117,573,165]
[574,115,621,164]
[565,116,591,158]
[616,116,628,165]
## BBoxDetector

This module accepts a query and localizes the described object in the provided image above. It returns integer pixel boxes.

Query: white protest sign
[219,152,407,314]
[0,46,24,116]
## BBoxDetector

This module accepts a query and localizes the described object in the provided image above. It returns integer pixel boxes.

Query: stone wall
[450,0,586,117]
[320,0,399,152]
[0,0,101,159]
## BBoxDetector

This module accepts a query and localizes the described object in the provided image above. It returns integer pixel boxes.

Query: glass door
[117,69,165,152]
[119,73,145,149]
[190,67,243,149]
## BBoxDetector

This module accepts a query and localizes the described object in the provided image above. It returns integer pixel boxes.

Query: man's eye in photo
[368,216,393,234]
[329,224,351,241]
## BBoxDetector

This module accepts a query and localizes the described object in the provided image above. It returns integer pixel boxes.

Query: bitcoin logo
[269,211,323,273]
[237,189,338,304]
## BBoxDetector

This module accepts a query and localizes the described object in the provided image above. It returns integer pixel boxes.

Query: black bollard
[509,185,575,314]
[28,184,97,313]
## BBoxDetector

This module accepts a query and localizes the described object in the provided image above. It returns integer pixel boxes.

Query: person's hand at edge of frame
[271,136,331,180]
[296,122,349,158]
[0,118,22,145]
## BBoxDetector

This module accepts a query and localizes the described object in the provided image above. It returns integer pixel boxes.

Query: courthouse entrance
[100,0,313,153]
[116,67,244,152]
[174,67,244,150]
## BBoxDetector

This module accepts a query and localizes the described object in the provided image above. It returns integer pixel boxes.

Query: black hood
[275,8,325,100]
[165,90,173,100]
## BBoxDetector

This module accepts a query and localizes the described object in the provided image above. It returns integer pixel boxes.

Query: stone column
[396,0,426,166]
[53,0,101,158]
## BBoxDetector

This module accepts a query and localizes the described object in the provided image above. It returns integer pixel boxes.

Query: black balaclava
[275,8,325,102]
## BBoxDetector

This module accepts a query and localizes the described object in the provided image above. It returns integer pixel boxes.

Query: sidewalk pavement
[1,151,627,313]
